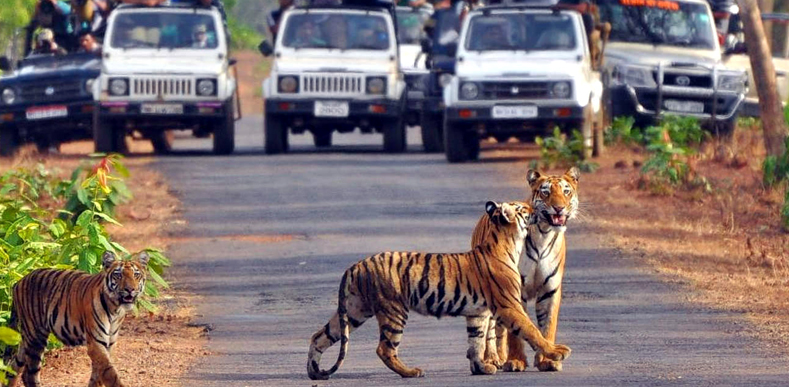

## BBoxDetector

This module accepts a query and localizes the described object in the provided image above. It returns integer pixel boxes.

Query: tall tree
[739,0,789,157]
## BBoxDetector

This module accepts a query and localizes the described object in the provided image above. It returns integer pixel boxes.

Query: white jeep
[93,2,238,154]
[260,3,407,153]
[443,4,603,162]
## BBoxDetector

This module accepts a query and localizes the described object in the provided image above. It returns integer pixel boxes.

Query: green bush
[605,116,642,145]
[635,116,707,191]
[228,16,264,50]
[534,127,598,173]
[0,155,171,378]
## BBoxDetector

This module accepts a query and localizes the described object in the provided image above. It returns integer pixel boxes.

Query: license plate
[664,100,704,114]
[491,105,538,119]
[26,105,68,120]
[314,101,349,118]
[141,103,184,115]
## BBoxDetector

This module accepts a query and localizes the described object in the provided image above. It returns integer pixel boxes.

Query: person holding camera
[32,28,69,55]
[24,0,75,56]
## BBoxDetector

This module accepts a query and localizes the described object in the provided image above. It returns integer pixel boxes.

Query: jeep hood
[103,54,225,75]
[3,54,100,82]
[275,54,397,74]
[457,55,584,78]
[605,42,720,67]
[399,45,426,71]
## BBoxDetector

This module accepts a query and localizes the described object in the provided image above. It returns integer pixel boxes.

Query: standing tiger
[307,201,571,380]
[474,168,580,373]
[3,251,149,387]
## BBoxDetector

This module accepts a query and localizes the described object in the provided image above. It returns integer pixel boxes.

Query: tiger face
[485,201,533,238]
[102,251,149,310]
[527,167,580,230]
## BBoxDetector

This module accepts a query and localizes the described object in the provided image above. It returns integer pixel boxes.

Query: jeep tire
[150,131,174,154]
[0,125,19,157]
[93,113,127,154]
[213,99,235,155]
[313,130,332,148]
[264,113,288,154]
[444,119,479,163]
[383,117,406,153]
[420,112,443,153]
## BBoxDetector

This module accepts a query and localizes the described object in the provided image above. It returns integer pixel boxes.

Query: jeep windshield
[281,12,391,50]
[464,13,577,52]
[396,9,431,45]
[598,0,716,49]
[109,12,219,50]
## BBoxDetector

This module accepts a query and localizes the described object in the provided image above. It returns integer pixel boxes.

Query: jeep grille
[301,74,364,95]
[132,77,193,97]
[481,81,551,100]
[20,79,83,103]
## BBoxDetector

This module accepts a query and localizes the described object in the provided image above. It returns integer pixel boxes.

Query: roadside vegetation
[533,128,598,173]
[0,155,172,383]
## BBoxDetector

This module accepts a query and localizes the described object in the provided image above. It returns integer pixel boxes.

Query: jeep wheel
[213,100,235,155]
[383,118,407,153]
[0,126,19,157]
[444,119,479,163]
[265,113,288,154]
[93,114,127,154]
[420,113,443,153]
[151,131,174,154]
[313,130,332,148]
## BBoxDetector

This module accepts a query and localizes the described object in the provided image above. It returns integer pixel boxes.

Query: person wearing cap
[24,0,75,56]
[192,24,210,47]
[32,28,69,55]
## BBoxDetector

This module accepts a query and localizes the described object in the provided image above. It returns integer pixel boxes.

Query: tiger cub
[4,251,149,387]
[477,168,580,373]
[307,201,571,380]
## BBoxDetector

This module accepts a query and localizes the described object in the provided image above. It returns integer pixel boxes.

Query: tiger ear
[527,169,542,187]
[102,251,116,270]
[137,251,150,267]
[485,201,499,219]
[565,167,580,184]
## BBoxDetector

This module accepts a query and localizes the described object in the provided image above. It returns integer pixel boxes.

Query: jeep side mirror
[0,57,10,72]
[420,37,432,53]
[258,40,274,57]
[446,42,458,57]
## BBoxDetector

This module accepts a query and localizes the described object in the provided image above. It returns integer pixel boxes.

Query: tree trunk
[739,0,788,157]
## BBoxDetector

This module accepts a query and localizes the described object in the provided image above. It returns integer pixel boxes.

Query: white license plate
[491,105,538,119]
[141,103,184,115]
[26,105,68,120]
[664,100,704,114]
[314,101,349,118]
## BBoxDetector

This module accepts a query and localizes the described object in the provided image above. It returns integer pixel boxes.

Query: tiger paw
[470,360,497,375]
[400,367,425,378]
[541,344,571,362]
[535,352,563,372]
[483,352,502,369]
[501,359,527,372]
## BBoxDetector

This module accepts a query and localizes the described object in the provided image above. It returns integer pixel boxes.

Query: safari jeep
[598,0,746,135]
[93,2,238,154]
[260,1,407,154]
[443,2,604,162]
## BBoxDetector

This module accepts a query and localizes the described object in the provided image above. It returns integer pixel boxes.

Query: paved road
[156,116,789,386]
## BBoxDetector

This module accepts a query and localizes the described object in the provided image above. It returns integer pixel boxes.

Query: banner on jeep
[619,0,680,11]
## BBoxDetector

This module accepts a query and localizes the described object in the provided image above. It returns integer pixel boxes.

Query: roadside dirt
[583,125,789,352]
[233,50,269,116]
[1,143,208,386]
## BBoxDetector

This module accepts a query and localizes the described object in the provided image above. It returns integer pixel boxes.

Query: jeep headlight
[366,77,386,95]
[278,76,298,93]
[84,79,94,93]
[614,65,657,88]
[197,78,217,96]
[718,73,746,93]
[2,88,15,105]
[551,81,571,98]
[438,73,453,87]
[460,82,479,100]
[109,78,129,96]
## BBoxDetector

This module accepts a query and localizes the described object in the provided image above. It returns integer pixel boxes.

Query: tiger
[474,167,580,373]
[307,201,571,380]
[3,251,149,387]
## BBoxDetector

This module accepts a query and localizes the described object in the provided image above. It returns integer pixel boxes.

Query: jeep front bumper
[265,98,402,121]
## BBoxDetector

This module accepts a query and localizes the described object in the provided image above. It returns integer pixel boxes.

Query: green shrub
[638,116,707,191]
[228,16,264,50]
[605,116,642,145]
[535,127,598,172]
[0,155,171,378]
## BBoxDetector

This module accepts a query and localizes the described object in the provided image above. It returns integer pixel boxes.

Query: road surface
[155,116,789,386]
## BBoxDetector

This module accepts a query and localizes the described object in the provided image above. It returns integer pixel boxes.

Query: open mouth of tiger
[547,213,567,227]
[120,295,136,304]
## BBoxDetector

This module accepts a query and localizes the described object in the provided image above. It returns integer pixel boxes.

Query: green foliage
[605,116,642,145]
[0,0,37,74]
[0,155,171,378]
[228,16,264,50]
[637,116,707,192]
[535,127,598,173]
